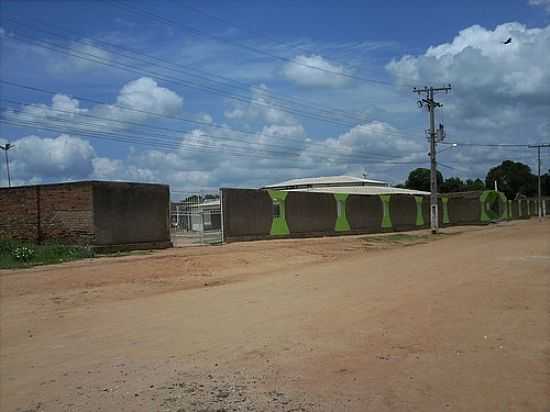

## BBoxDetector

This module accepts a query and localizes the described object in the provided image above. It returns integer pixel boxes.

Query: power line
[440,142,550,148]
[7,29,423,137]
[1,98,422,164]
[0,79,258,138]
[3,23,423,139]
[0,87,412,161]
[1,118,431,168]
[0,80,415,147]
[438,162,462,171]
[170,2,379,71]
[2,99,410,163]
[4,16,373,126]
[112,1,397,87]
[1,117,305,162]
[5,31,368,130]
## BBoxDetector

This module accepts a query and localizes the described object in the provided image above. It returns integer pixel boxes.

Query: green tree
[441,177,465,193]
[405,168,443,192]
[485,160,536,199]
[464,178,486,191]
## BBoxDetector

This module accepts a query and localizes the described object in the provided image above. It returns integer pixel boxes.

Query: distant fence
[221,188,548,242]
[170,194,222,246]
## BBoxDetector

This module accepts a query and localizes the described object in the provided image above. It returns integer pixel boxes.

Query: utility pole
[0,143,14,188]
[413,85,452,234]
[528,143,550,221]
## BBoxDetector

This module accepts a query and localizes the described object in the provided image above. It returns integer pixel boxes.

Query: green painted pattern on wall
[414,196,424,226]
[441,196,450,224]
[334,193,351,232]
[480,191,491,222]
[380,195,392,229]
[480,190,508,222]
[267,190,289,236]
[480,191,497,222]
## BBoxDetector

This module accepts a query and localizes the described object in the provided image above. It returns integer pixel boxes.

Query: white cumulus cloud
[282,54,351,88]
[5,134,95,181]
[4,77,184,134]
[387,22,550,100]
[386,22,550,178]
[46,41,113,73]
[225,84,297,125]
[115,77,183,116]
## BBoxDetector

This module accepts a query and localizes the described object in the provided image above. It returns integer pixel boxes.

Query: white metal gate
[171,193,222,246]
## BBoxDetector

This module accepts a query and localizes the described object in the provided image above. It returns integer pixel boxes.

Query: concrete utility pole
[413,85,452,234]
[0,143,14,188]
[528,143,550,221]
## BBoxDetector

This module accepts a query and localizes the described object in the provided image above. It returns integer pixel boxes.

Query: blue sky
[1,0,550,195]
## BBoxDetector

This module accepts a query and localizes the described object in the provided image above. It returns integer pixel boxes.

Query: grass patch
[0,239,95,269]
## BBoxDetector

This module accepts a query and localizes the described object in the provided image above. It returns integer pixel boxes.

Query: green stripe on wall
[334,193,351,232]
[267,190,289,236]
[380,195,392,229]
[441,196,450,224]
[414,196,424,226]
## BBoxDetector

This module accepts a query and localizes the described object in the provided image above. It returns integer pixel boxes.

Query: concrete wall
[92,182,170,246]
[222,188,531,242]
[390,194,424,231]
[441,192,481,225]
[0,181,171,250]
[221,188,273,241]
[346,194,384,233]
[221,188,431,242]
[286,191,337,235]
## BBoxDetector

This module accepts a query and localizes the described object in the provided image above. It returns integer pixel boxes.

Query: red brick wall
[39,184,95,244]
[0,186,40,242]
[0,183,95,245]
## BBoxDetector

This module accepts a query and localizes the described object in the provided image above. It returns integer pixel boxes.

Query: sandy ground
[0,219,549,411]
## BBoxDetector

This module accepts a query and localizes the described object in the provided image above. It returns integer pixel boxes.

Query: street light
[438,143,458,154]
[0,143,14,188]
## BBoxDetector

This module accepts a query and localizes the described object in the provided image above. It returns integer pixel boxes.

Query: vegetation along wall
[221,188,536,242]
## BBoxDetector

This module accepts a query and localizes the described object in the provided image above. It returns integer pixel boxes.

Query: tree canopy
[404,168,443,192]
[402,160,548,197]
[485,160,537,199]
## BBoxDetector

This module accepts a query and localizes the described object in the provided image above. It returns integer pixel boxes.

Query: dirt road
[1,220,549,411]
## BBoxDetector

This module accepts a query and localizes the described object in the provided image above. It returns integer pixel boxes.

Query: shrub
[0,240,95,268]
[12,246,35,262]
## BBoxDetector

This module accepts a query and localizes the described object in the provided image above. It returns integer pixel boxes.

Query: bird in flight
[503,37,512,45]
